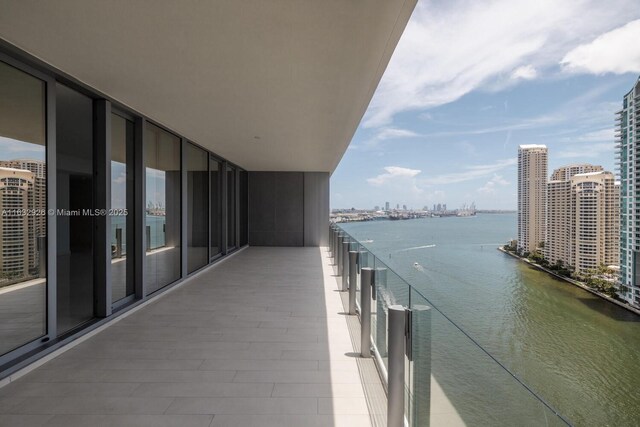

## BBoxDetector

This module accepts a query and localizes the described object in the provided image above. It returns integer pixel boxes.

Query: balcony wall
[248,172,329,247]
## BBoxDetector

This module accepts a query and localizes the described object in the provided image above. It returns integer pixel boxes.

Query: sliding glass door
[210,158,222,258]
[56,83,95,334]
[110,113,135,303]
[187,143,208,273]
[227,165,236,250]
[144,123,181,295]
[0,60,47,354]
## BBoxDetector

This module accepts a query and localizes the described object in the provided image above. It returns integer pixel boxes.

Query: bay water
[342,213,640,426]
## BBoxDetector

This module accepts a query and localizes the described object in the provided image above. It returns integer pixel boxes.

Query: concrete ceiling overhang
[0,0,416,172]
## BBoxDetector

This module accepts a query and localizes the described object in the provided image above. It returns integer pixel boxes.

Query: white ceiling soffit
[0,0,417,172]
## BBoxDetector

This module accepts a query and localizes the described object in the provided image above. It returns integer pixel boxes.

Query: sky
[331,0,640,210]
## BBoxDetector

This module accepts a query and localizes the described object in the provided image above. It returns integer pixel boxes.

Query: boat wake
[398,244,436,252]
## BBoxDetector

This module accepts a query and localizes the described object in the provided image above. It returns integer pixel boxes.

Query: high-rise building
[545,164,603,266]
[402,204,407,211]
[0,160,46,276]
[517,145,548,253]
[385,201,390,211]
[571,171,619,273]
[546,165,618,273]
[618,77,640,307]
[0,167,35,279]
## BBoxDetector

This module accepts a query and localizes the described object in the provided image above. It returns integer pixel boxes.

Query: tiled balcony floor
[0,247,384,427]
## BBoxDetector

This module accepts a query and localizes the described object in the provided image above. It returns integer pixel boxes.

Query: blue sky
[331,0,640,210]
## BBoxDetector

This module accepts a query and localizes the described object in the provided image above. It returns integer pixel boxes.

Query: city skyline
[331,0,640,209]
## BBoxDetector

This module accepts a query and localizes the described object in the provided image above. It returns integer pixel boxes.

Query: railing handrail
[335,224,572,427]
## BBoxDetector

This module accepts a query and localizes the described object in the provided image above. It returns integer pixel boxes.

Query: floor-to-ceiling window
[239,170,248,247]
[187,143,208,273]
[227,165,236,250]
[210,157,222,258]
[110,113,134,303]
[144,123,181,294]
[0,50,254,370]
[0,60,47,355]
[56,83,95,334]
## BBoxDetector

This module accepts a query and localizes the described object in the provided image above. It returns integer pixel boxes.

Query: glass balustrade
[334,224,569,427]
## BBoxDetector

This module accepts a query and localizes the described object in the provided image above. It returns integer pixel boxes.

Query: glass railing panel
[371,256,390,370]
[336,224,569,427]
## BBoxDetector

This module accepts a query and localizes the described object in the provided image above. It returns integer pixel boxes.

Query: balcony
[0,246,400,426]
[1,231,570,426]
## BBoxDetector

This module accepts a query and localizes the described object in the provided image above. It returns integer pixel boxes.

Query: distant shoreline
[333,211,516,224]
[498,247,640,317]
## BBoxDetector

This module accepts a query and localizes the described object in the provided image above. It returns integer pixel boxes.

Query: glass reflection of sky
[145,167,166,210]
[0,136,45,160]
[111,162,126,209]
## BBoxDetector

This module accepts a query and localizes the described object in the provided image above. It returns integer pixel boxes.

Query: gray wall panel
[304,172,329,247]
[248,171,329,247]
[248,172,304,246]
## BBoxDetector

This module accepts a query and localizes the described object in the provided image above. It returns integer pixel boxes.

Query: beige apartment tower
[546,165,619,273]
[518,145,548,253]
[545,164,603,266]
[0,167,36,279]
[572,171,619,272]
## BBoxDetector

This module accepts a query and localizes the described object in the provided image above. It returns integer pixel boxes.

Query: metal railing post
[337,234,343,274]
[376,267,388,357]
[115,228,123,258]
[37,236,46,279]
[388,304,406,427]
[348,251,357,302]
[342,239,350,292]
[332,227,336,256]
[410,305,431,427]
[360,267,373,357]
[330,226,335,256]
[145,225,151,251]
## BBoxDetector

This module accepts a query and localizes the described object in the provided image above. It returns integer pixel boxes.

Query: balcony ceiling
[0,0,416,172]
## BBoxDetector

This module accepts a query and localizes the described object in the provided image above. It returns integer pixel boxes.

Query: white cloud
[367,166,421,186]
[478,174,510,194]
[366,166,425,206]
[556,142,614,159]
[511,65,538,80]
[562,128,614,143]
[113,172,126,185]
[362,0,639,128]
[376,128,420,140]
[561,19,640,74]
[351,127,420,151]
[554,128,616,159]
[422,158,517,185]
